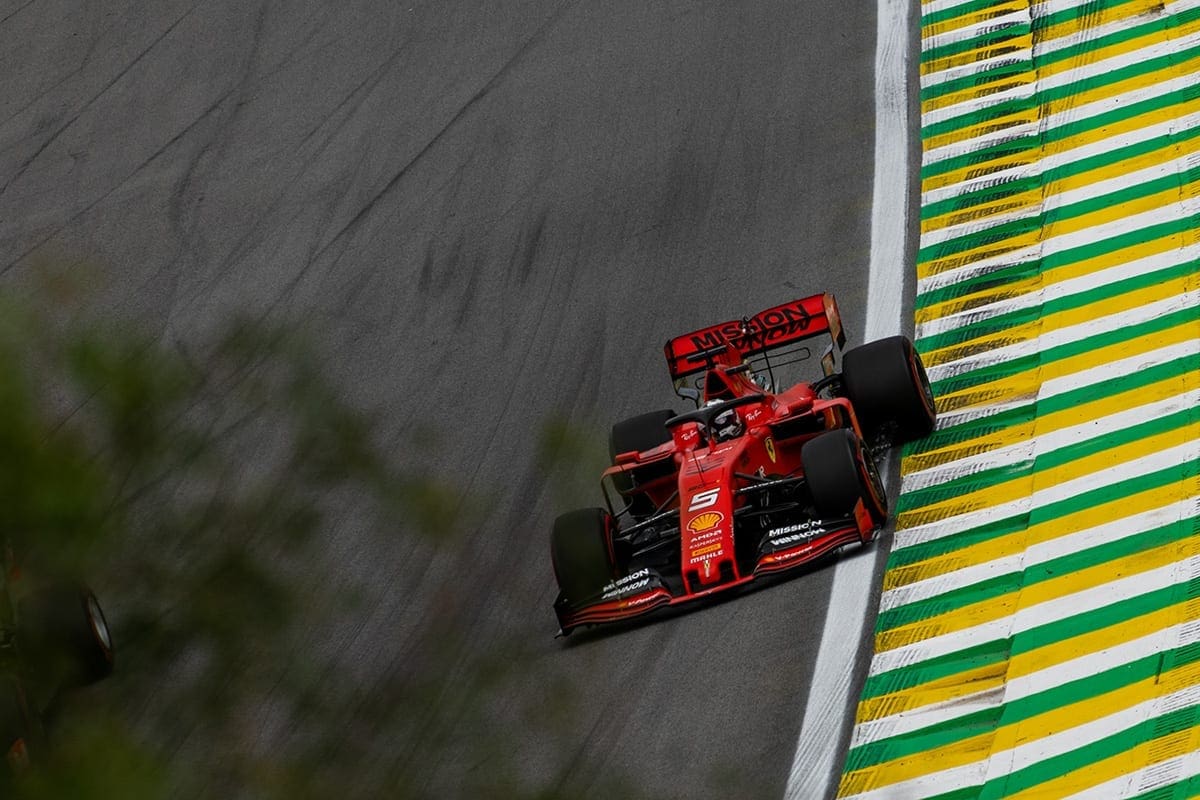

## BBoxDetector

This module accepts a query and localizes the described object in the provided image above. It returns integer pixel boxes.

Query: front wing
[554,500,875,635]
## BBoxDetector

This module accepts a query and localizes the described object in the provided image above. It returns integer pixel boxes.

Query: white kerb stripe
[869,558,1189,674]
[895,438,1200,551]
[881,497,1200,613]
[844,685,1200,800]
[853,616,1200,748]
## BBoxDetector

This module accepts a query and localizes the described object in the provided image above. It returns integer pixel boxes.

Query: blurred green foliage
[0,279,661,800]
[0,286,480,798]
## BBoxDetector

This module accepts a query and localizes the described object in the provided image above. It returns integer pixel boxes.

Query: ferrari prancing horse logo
[765,436,777,463]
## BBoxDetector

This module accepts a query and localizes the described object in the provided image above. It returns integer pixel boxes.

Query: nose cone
[679,442,743,591]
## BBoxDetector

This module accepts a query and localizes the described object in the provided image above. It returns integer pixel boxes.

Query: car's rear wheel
[609,410,675,516]
[17,584,115,689]
[841,336,936,443]
[609,409,676,460]
[802,429,887,526]
[550,508,616,605]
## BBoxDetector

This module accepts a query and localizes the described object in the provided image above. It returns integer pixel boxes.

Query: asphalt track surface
[1,2,890,797]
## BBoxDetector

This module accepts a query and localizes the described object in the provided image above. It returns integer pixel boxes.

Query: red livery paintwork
[551,293,936,636]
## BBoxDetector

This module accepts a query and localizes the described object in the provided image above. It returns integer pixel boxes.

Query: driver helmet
[712,408,744,442]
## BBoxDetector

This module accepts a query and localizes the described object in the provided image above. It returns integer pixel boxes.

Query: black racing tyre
[551,508,616,604]
[841,336,936,443]
[17,584,115,688]
[802,429,887,525]
[609,409,676,461]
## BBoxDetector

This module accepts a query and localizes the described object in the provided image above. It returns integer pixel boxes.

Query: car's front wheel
[802,429,887,527]
[550,508,616,605]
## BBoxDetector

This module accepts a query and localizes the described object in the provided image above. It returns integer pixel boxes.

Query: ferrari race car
[0,541,114,780]
[551,293,936,635]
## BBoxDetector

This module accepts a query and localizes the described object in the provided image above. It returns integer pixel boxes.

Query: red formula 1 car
[550,293,936,635]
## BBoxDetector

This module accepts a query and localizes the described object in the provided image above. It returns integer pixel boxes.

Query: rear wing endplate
[663,293,847,381]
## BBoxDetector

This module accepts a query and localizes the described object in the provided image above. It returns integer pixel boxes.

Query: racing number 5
[688,488,721,511]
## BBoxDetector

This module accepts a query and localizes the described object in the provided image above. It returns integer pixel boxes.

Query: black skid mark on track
[308,0,584,270]
[3,87,236,277]
[511,207,549,289]
[0,0,202,201]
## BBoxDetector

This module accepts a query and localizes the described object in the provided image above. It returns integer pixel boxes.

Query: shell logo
[687,511,724,533]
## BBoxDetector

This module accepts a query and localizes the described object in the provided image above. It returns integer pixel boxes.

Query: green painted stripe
[913,261,1039,314]
[915,212,1200,313]
[848,622,1200,771]
[903,401,1037,456]
[919,168,1200,265]
[914,256,1198,361]
[922,20,1031,65]
[922,174,1040,223]
[920,61,1031,106]
[921,0,1151,66]
[877,512,1196,634]
[861,582,1179,699]
[921,120,1200,223]
[921,4,1200,104]
[907,351,1197,460]
[895,404,1193,517]
[921,81,1200,181]
[886,456,1200,572]
[928,301,1199,398]
[923,41,1200,148]
[922,787,982,800]
[976,703,1200,798]
[921,0,1021,29]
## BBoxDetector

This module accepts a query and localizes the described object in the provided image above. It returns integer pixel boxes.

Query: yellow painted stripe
[1005,684,1200,799]
[1041,270,1197,332]
[1039,318,1200,385]
[843,658,1200,793]
[930,370,1039,416]
[920,127,1200,235]
[920,267,1197,369]
[913,278,1040,328]
[855,660,1009,725]
[1036,0,1194,47]
[922,313,1198,427]
[920,184,1042,236]
[920,180,1200,279]
[884,471,1194,594]
[915,217,1200,324]
[922,74,1036,116]
[921,5,1200,116]
[1036,13,1200,83]
[921,35,1033,78]
[906,370,1196,477]
[924,106,1041,156]
[875,534,1190,655]
[921,229,1044,279]
[920,97,1196,197]
[921,0,1031,41]
[897,412,1195,532]
[857,599,1193,725]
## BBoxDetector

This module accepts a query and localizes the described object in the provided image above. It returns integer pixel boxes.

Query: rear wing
[663,292,847,383]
